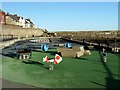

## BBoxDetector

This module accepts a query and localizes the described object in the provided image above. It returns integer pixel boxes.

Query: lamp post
[107,38,109,51]
[114,37,116,53]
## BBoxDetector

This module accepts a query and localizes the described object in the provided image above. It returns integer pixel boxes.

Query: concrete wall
[1,25,44,37]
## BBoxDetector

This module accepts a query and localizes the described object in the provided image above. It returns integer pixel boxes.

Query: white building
[25,19,34,28]
[25,19,31,28]
[18,16,26,28]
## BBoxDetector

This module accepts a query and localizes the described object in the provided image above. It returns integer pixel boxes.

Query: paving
[1,78,35,88]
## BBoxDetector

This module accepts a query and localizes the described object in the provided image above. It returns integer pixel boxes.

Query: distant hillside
[55,30,120,40]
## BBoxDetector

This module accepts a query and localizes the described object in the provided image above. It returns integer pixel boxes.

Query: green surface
[1,48,119,88]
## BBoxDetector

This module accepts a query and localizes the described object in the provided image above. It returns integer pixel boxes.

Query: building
[25,19,31,28]
[6,13,27,28]
[0,9,6,24]
[18,16,26,28]
[3,10,36,28]
[25,19,34,28]
[6,13,19,26]
[32,24,37,28]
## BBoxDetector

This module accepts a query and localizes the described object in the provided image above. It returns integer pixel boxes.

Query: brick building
[0,9,6,24]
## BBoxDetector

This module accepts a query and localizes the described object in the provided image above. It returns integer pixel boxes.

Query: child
[49,62,54,71]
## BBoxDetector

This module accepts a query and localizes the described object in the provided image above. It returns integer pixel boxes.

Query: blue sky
[2,2,118,31]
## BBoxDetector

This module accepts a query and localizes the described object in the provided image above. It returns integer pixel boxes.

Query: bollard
[19,55,22,59]
[23,55,26,59]
[26,55,29,59]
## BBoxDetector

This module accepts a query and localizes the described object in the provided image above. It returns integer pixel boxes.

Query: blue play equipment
[64,43,72,48]
[41,44,49,51]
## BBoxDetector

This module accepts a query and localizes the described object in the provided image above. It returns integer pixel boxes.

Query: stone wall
[1,25,44,37]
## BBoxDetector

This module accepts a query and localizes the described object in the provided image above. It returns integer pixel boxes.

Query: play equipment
[43,54,62,70]
[16,48,32,59]
[64,43,72,48]
[57,46,91,58]
[41,44,49,51]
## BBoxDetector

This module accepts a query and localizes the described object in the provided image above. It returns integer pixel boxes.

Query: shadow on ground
[2,52,16,58]
[90,50,120,89]
[33,49,58,55]
[22,60,44,66]
[45,51,58,55]
[93,70,119,77]
[76,57,101,62]
[105,77,120,88]
[22,60,49,70]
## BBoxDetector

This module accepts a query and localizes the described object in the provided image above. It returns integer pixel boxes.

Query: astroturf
[1,48,119,88]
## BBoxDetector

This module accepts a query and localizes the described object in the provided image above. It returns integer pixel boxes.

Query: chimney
[14,14,17,16]
[6,12,9,15]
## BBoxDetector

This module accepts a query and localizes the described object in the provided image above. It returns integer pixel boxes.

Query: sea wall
[1,25,44,38]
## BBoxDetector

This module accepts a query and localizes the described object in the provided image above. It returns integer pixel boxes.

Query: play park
[1,38,119,88]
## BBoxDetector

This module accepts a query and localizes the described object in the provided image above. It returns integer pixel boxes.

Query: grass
[1,48,119,88]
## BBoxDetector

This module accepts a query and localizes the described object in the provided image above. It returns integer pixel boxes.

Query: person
[102,48,105,53]
[49,62,54,71]
[102,48,107,62]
